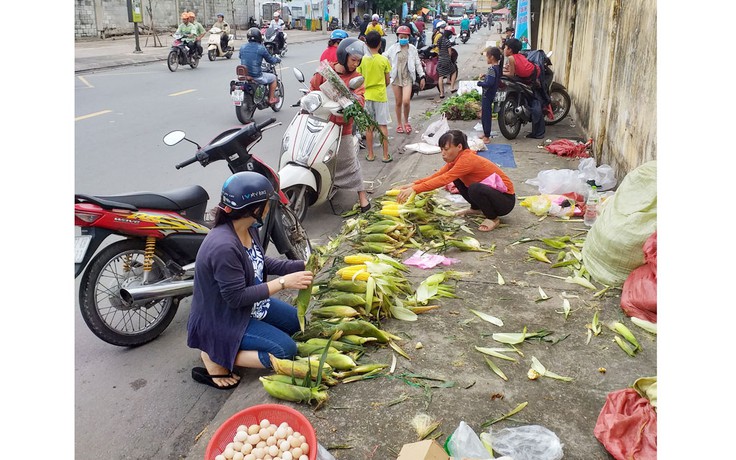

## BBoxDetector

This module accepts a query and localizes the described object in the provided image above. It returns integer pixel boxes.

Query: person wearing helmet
[365,14,386,52]
[402,16,419,46]
[413,14,426,47]
[359,13,371,38]
[176,12,203,57]
[186,172,314,390]
[431,20,446,54]
[213,13,231,53]
[436,26,458,98]
[269,11,286,52]
[384,26,425,136]
[309,37,371,212]
[320,29,348,64]
[460,14,470,33]
[188,12,207,57]
[239,27,282,104]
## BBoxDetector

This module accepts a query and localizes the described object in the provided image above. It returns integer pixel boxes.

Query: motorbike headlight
[281,132,290,155]
[300,93,322,113]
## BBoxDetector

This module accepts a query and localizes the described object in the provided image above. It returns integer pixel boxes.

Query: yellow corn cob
[380,201,399,207]
[341,270,371,281]
[259,376,328,405]
[269,355,332,380]
[311,305,361,318]
[308,353,357,370]
[384,189,401,196]
[379,208,402,217]
[344,253,376,265]
[336,265,367,276]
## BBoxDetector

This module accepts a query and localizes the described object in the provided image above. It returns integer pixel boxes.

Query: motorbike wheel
[208,49,216,61]
[78,239,179,347]
[271,80,285,112]
[545,85,572,125]
[497,95,522,140]
[190,54,200,69]
[280,45,287,57]
[226,51,233,59]
[167,50,179,72]
[235,95,257,124]
[283,184,310,223]
[273,204,312,261]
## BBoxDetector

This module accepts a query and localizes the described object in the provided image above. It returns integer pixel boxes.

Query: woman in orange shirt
[396,130,515,231]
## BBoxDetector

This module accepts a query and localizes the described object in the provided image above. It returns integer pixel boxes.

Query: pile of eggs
[214,418,310,460]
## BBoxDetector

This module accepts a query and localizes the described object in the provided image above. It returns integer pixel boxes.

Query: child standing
[477,47,502,144]
[357,31,392,162]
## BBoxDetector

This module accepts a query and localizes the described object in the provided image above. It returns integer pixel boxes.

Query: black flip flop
[191,367,240,390]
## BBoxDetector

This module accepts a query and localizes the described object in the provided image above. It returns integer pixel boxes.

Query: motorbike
[495,50,572,139]
[262,24,288,56]
[411,41,458,98]
[206,26,234,61]
[459,28,470,44]
[277,68,365,223]
[327,17,340,31]
[229,61,285,124]
[74,118,311,347]
[167,32,200,72]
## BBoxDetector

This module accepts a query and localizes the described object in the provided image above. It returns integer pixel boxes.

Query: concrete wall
[537,0,656,176]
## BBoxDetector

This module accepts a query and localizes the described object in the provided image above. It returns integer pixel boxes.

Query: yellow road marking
[75,110,112,121]
[169,89,197,96]
[77,76,93,88]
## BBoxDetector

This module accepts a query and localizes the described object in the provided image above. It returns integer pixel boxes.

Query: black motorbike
[495,49,572,139]
[167,33,200,72]
[459,28,470,44]
[230,62,285,124]
[263,24,288,56]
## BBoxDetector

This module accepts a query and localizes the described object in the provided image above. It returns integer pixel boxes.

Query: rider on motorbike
[268,12,286,53]
[213,13,230,53]
[239,27,282,105]
[460,15,470,33]
[320,29,348,64]
[176,12,204,57]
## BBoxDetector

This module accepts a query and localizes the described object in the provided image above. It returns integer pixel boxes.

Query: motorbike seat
[77,185,210,212]
[236,65,254,82]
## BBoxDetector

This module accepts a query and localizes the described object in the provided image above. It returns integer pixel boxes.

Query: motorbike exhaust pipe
[120,280,194,305]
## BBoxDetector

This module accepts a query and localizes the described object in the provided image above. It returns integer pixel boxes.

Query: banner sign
[515,0,531,50]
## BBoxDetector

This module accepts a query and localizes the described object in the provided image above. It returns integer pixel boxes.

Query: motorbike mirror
[348,76,364,90]
[546,50,554,58]
[293,68,305,83]
[163,130,186,146]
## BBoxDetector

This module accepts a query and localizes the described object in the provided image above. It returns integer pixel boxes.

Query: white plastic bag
[456,80,480,96]
[525,169,589,196]
[491,425,564,460]
[421,115,450,146]
[447,421,493,459]
[404,142,441,155]
[316,443,336,460]
[577,157,617,191]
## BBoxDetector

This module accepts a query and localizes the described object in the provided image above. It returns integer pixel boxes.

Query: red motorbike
[75,118,311,347]
[412,42,458,98]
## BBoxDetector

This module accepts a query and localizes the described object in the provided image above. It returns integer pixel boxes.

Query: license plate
[75,235,92,263]
[495,91,506,102]
[231,89,244,105]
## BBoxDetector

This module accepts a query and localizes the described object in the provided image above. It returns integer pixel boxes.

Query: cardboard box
[396,440,449,460]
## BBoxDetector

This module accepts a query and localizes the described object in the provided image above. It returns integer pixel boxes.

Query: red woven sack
[594,388,657,460]
[544,139,591,158]
[620,232,657,322]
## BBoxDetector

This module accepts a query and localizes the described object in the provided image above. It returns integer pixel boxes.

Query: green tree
[499,0,517,19]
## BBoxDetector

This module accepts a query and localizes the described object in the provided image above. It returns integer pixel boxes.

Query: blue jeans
[240,297,299,368]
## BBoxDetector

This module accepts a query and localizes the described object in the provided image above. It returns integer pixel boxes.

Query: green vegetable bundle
[433,91,482,120]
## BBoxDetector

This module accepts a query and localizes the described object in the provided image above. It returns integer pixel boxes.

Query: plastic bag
[491,425,564,460]
[594,388,657,460]
[446,421,492,459]
[525,168,590,196]
[467,136,487,151]
[577,157,617,191]
[520,194,580,217]
[457,80,480,96]
[422,115,450,146]
[316,443,337,460]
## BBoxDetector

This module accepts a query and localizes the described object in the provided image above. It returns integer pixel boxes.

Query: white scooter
[277,68,364,222]
[206,26,234,60]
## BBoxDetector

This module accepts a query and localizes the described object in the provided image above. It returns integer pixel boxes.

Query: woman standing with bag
[384,25,425,134]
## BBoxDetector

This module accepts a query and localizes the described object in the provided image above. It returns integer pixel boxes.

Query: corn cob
[363,223,399,234]
[320,319,393,343]
[362,233,399,243]
[332,363,388,379]
[614,335,637,357]
[328,277,368,293]
[336,265,368,276]
[296,342,340,357]
[269,355,333,380]
[308,353,357,370]
[311,305,361,318]
[358,242,396,254]
[608,321,641,351]
[340,335,378,345]
[259,376,328,405]
[306,337,364,352]
[344,253,376,265]
[342,270,371,282]
[380,200,399,207]
[384,189,401,196]
[320,293,366,307]
[379,208,402,217]
[261,373,329,390]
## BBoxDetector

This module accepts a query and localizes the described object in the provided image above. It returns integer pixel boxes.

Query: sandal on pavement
[191,367,240,390]
[365,153,375,161]
[360,203,372,213]
[404,124,412,134]
[382,154,393,163]
[478,218,501,232]
[396,125,405,133]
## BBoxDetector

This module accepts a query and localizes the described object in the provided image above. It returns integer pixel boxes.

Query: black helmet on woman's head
[247,27,262,42]
[219,172,274,213]
[336,37,370,68]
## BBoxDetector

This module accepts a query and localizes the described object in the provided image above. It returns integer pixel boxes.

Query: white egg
[241,443,253,454]
[299,455,309,460]
[215,455,226,460]
[286,427,294,437]
[266,436,277,446]
[236,431,249,443]
[275,427,287,440]
[279,440,291,452]
[291,447,303,458]
[251,447,264,459]
[247,434,261,446]
[227,443,236,451]
[300,442,309,454]
[268,424,277,435]
[223,446,235,459]
[268,444,279,457]
[259,427,270,440]
[256,440,267,448]
[282,452,293,460]
[279,422,289,430]
[237,424,248,432]
[248,424,261,435]
[289,436,301,448]
[263,456,273,460]
[233,441,244,451]
[233,452,244,460]
[244,454,256,460]
[292,431,301,440]
[260,419,271,429]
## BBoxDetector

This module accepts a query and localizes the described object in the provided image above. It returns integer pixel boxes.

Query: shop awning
[492,8,510,15]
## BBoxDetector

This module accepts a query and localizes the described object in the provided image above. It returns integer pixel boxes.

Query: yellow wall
[538,0,656,176]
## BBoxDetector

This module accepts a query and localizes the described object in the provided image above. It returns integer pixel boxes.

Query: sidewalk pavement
[76,27,655,460]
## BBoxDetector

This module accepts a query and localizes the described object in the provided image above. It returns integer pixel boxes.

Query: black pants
[453,180,515,219]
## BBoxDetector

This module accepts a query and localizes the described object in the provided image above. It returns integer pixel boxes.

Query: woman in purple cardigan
[187,172,314,390]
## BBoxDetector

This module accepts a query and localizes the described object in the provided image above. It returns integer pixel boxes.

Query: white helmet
[372,14,379,21]
[436,20,447,29]
[463,14,468,19]
[273,12,280,18]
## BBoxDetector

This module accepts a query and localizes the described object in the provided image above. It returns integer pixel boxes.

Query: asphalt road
[73,40,351,459]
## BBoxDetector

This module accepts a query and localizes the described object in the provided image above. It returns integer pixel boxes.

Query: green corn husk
[340,367,385,383]
[631,317,657,335]
[311,305,361,318]
[469,309,504,327]
[475,346,518,362]
[306,337,364,352]
[362,233,399,244]
[328,277,368,293]
[528,246,552,263]
[530,356,573,381]
[296,253,322,332]
[296,342,340,357]
[483,356,509,381]
[614,335,637,357]
[320,293,367,307]
[333,363,388,379]
[269,355,333,381]
[358,242,397,254]
[340,335,379,345]
[307,353,357,370]
[608,321,641,351]
[481,402,528,428]
[363,223,399,234]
